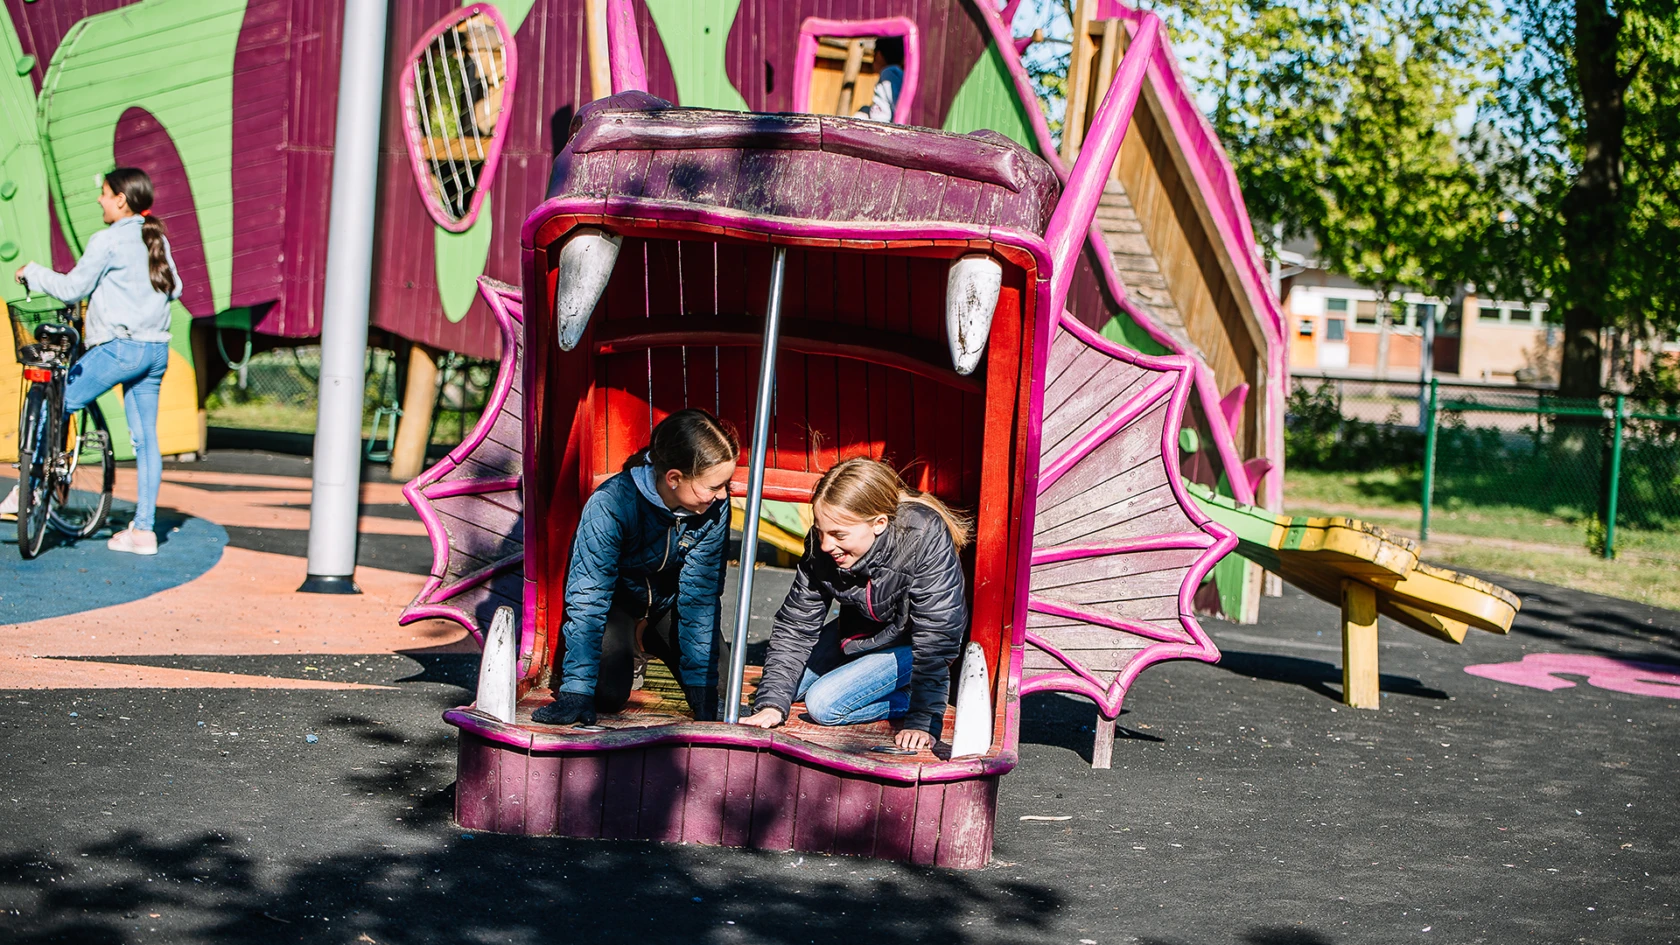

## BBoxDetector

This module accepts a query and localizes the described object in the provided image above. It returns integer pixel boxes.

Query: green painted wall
[38,0,247,314]
[1101,313,1171,357]
[0,11,52,306]
[644,0,748,111]
[941,45,1036,152]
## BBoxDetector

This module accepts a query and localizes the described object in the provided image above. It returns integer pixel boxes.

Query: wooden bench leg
[1091,715,1116,769]
[1341,579,1380,709]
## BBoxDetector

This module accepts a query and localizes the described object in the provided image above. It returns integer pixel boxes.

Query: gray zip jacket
[22,215,182,346]
[752,501,968,736]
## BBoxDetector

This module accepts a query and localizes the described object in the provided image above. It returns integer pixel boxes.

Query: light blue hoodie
[22,215,183,346]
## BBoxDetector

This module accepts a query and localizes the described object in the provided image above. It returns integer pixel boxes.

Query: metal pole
[1420,378,1439,542]
[1417,302,1435,431]
[724,246,788,723]
[1605,394,1624,560]
[300,0,391,594]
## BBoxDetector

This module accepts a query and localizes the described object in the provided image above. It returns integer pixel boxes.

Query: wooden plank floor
[512,663,959,763]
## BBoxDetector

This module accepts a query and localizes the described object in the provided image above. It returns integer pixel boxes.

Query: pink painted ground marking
[1465,654,1680,700]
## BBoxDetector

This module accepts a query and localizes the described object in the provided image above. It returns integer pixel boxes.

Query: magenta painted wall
[4,0,1000,360]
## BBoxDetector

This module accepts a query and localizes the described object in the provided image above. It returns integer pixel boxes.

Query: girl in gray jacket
[9,167,182,555]
[741,458,971,752]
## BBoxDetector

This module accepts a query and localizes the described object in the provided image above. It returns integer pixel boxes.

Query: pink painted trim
[1037,372,1175,493]
[1044,13,1161,318]
[1026,598,1194,645]
[421,475,521,500]
[1030,533,1217,565]
[399,277,525,647]
[398,3,519,232]
[605,0,648,94]
[791,17,920,124]
[443,707,1020,784]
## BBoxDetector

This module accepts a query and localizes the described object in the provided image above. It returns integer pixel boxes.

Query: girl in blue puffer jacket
[533,409,739,725]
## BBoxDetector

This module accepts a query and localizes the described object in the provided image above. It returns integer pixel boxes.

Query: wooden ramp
[1185,483,1521,708]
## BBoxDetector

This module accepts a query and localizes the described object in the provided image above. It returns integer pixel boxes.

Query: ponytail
[811,457,972,552]
[104,167,176,296]
[623,407,740,477]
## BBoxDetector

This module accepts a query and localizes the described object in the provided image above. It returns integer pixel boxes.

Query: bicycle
[7,293,115,559]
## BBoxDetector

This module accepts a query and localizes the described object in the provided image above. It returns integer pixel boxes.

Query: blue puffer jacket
[555,466,728,694]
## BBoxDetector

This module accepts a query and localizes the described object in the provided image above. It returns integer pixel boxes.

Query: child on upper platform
[742,458,971,752]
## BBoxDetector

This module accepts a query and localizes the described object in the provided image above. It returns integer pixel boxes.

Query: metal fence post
[1420,378,1439,541]
[1605,394,1625,559]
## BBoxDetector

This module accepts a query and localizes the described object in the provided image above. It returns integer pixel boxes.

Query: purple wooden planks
[909,782,947,866]
[873,781,920,862]
[681,746,731,846]
[559,752,608,839]
[600,749,647,840]
[636,745,689,842]
[454,733,500,831]
[747,754,799,852]
[935,777,997,869]
[493,747,531,834]
[832,777,881,858]
[791,766,843,856]
[720,749,760,848]
[525,751,563,836]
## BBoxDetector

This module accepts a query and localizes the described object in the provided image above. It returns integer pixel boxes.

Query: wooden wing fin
[1022,314,1236,718]
[400,277,525,644]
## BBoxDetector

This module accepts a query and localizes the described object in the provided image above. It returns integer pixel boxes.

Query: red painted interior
[527,219,1039,722]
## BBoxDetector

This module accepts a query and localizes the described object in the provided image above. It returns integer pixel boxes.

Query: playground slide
[1185,482,1521,644]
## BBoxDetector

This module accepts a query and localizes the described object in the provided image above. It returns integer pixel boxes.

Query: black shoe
[683,685,719,722]
[531,691,596,726]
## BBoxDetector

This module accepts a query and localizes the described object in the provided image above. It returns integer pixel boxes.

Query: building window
[1478,306,1502,322]
[1326,318,1346,341]
[1414,303,1437,327]
[1298,319,1314,337]
[1355,300,1379,327]
[1509,305,1536,323]
[1325,298,1348,314]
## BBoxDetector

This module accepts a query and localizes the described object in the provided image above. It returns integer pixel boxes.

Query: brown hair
[623,407,740,477]
[810,457,971,551]
[104,167,175,296]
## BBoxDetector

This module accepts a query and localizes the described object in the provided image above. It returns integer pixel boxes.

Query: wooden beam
[584,0,612,101]
[389,343,440,482]
[1060,0,1098,165]
[1091,715,1116,769]
[1341,579,1381,709]
[836,39,865,115]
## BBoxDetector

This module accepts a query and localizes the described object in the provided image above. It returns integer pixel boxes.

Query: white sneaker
[108,526,158,556]
[0,484,16,520]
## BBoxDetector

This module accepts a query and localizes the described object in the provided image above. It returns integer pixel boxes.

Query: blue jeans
[795,639,914,726]
[65,340,170,531]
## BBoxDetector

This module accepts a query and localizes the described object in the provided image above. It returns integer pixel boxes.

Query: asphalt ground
[1,450,1676,944]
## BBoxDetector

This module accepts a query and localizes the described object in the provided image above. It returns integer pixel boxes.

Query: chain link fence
[1286,372,1680,562]
[205,346,497,456]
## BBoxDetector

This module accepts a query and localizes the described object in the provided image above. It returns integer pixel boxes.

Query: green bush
[1285,382,1424,472]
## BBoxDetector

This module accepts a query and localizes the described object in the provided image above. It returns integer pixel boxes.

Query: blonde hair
[810,457,972,551]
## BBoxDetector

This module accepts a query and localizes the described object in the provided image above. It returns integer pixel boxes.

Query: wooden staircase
[1091,180,1199,358]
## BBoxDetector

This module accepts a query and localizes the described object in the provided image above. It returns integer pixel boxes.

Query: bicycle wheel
[15,384,59,559]
[49,400,114,539]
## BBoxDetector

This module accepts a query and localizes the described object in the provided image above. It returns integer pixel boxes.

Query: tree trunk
[1558,0,1626,401]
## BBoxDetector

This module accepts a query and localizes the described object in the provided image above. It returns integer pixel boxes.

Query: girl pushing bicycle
[4,167,182,555]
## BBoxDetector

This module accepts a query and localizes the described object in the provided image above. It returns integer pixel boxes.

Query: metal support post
[1420,378,1439,542]
[300,0,391,594]
[723,246,788,723]
[1605,394,1624,559]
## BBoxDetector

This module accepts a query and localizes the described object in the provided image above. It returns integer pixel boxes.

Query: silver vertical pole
[300,0,391,593]
[724,247,787,723]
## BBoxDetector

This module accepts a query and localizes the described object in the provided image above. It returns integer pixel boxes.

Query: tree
[1478,0,1680,398]
[1163,0,1501,381]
